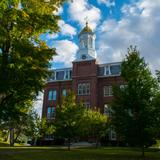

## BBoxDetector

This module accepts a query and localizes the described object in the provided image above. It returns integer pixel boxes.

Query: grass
[0,141,25,147]
[0,147,160,160]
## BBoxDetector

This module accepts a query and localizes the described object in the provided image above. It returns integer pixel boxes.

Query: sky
[35,0,160,115]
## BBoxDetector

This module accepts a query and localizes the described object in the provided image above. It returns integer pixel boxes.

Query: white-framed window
[104,66,110,75]
[104,104,112,117]
[89,37,93,48]
[45,134,54,140]
[64,70,70,80]
[110,127,116,141]
[62,89,67,97]
[78,83,90,95]
[53,90,56,100]
[83,102,90,109]
[103,86,113,97]
[80,39,84,48]
[120,84,128,90]
[48,90,53,100]
[47,106,55,119]
[48,90,57,100]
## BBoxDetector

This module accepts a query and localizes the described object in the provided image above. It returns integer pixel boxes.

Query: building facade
[42,23,124,140]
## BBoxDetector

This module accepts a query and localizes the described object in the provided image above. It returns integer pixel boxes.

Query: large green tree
[111,46,159,156]
[82,109,108,148]
[55,92,85,150]
[0,0,65,146]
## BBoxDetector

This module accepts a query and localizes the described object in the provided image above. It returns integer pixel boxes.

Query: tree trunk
[34,137,38,146]
[9,127,14,147]
[68,137,71,151]
[14,129,21,142]
[95,137,99,149]
[6,130,10,143]
[142,145,145,158]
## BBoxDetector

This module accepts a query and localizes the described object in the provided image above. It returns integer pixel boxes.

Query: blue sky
[42,0,160,72]
[36,0,160,115]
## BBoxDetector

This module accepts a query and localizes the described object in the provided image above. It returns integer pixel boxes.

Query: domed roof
[79,22,93,36]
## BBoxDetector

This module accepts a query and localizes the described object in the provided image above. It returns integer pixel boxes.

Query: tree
[0,0,66,146]
[0,100,33,146]
[82,109,108,148]
[152,71,160,138]
[55,92,84,150]
[156,70,160,83]
[27,117,55,146]
[111,46,159,157]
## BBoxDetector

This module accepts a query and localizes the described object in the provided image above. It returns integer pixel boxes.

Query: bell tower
[72,22,98,108]
[75,22,97,61]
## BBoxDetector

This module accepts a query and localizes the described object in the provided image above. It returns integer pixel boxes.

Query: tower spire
[86,21,88,27]
[85,16,89,27]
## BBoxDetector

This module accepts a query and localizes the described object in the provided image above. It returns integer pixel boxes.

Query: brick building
[42,23,124,141]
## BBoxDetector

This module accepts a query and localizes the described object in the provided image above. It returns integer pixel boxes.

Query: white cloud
[97,0,115,7]
[52,40,78,66]
[58,20,77,37]
[40,32,58,44]
[97,0,160,72]
[68,0,101,29]
[33,92,44,117]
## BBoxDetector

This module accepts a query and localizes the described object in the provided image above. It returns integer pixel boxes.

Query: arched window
[89,37,92,48]
[78,83,90,95]
[80,39,84,48]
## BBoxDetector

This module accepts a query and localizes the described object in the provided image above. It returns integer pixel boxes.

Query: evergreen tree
[111,46,159,157]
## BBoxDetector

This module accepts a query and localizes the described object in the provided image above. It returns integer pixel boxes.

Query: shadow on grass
[0,147,160,160]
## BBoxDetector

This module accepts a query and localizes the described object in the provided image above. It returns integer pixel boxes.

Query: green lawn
[0,147,160,160]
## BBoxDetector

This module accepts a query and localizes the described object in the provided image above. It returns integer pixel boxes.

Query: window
[48,90,57,100]
[62,89,67,97]
[64,70,71,80]
[104,86,113,97]
[48,71,55,81]
[80,39,84,48]
[70,70,72,79]
[53,90,56,100]
[110,65,121,75]
[104,104,112,117]
[56,71,64,80]
[47,107,55,119]
[45,134,54,140]
[83,102,90,109]
[48,90,53,100]
[89,37,92,48]
[110,127,116,141]
[105,66,110,75]
[78,83,90,95]
[120,84,128,90]
[98,67,104,76]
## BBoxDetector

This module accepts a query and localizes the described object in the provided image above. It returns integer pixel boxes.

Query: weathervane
[84,16,89,26]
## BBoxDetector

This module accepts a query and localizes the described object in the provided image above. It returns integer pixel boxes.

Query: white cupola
[75,22,97,61]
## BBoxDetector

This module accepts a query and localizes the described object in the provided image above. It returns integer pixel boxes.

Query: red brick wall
[42,81,72,118]
[42,60,124,118]
[97,76,124,112]
[72,60,98,108]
